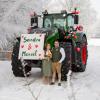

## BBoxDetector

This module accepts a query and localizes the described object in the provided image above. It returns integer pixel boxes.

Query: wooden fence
[0,50,12,60]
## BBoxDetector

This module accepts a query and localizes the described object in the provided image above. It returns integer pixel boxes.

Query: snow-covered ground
[0,45,100,100]
[88,38,100,46]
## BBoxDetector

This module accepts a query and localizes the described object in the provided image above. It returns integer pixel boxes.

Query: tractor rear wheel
[74,36,88,72]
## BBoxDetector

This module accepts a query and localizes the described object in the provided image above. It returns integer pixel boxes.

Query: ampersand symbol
[28,43,32,50]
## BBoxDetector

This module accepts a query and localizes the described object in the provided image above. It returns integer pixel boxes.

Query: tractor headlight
[63,14,66,17]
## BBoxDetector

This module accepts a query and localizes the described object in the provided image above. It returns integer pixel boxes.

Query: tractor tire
[11,41,31,77]
[73,36,88,72]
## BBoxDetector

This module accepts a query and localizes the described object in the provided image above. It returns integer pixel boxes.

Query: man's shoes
[50,82,55,85]
[58,83,61,86]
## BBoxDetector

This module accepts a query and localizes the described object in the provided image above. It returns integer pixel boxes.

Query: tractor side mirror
[74,15,79,24]
[31,16,38,28]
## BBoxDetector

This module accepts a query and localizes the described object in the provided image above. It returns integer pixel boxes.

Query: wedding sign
[18,34,45,60]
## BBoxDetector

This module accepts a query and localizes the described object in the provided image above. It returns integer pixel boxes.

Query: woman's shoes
[50,82,61,86]
[50,82,55,85]
[58,83,61,86]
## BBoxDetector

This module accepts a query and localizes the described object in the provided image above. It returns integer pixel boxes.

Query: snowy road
[0,46,100,100]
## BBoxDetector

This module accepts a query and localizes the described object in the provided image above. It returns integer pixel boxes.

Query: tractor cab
[30,10,79,32]
[43,12,67,29]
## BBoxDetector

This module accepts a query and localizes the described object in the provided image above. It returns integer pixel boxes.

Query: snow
[0,45,100,100]
[0,0,43,49]
[88,38,100,46]
[0,0,100,99]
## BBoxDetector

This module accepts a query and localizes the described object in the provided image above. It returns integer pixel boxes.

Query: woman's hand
[48,51,52,58]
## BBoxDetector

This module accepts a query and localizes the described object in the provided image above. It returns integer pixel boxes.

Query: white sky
[90,0,100,18]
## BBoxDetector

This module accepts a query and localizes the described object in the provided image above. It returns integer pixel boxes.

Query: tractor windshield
[43,14,66,29]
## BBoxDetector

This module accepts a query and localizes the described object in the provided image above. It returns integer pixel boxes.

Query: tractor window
[53,18,66,28]
[43,15,66,29]
[67,15,74,27]
[44,18,52,28]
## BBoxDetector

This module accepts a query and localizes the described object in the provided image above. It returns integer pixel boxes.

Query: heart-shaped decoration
[35,45,38,48]
[21,45,24,48]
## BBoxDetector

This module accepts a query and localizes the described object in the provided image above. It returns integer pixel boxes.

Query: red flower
[72,11,80,14]
[74,35,77,39]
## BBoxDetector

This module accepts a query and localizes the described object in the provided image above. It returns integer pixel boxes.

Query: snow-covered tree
[44,0,97,36]
[0,0,98,49]
[0,0,43,50]
[76,0,97,36]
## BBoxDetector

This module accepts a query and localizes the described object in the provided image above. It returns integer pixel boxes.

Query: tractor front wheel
[11,41,31,77]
